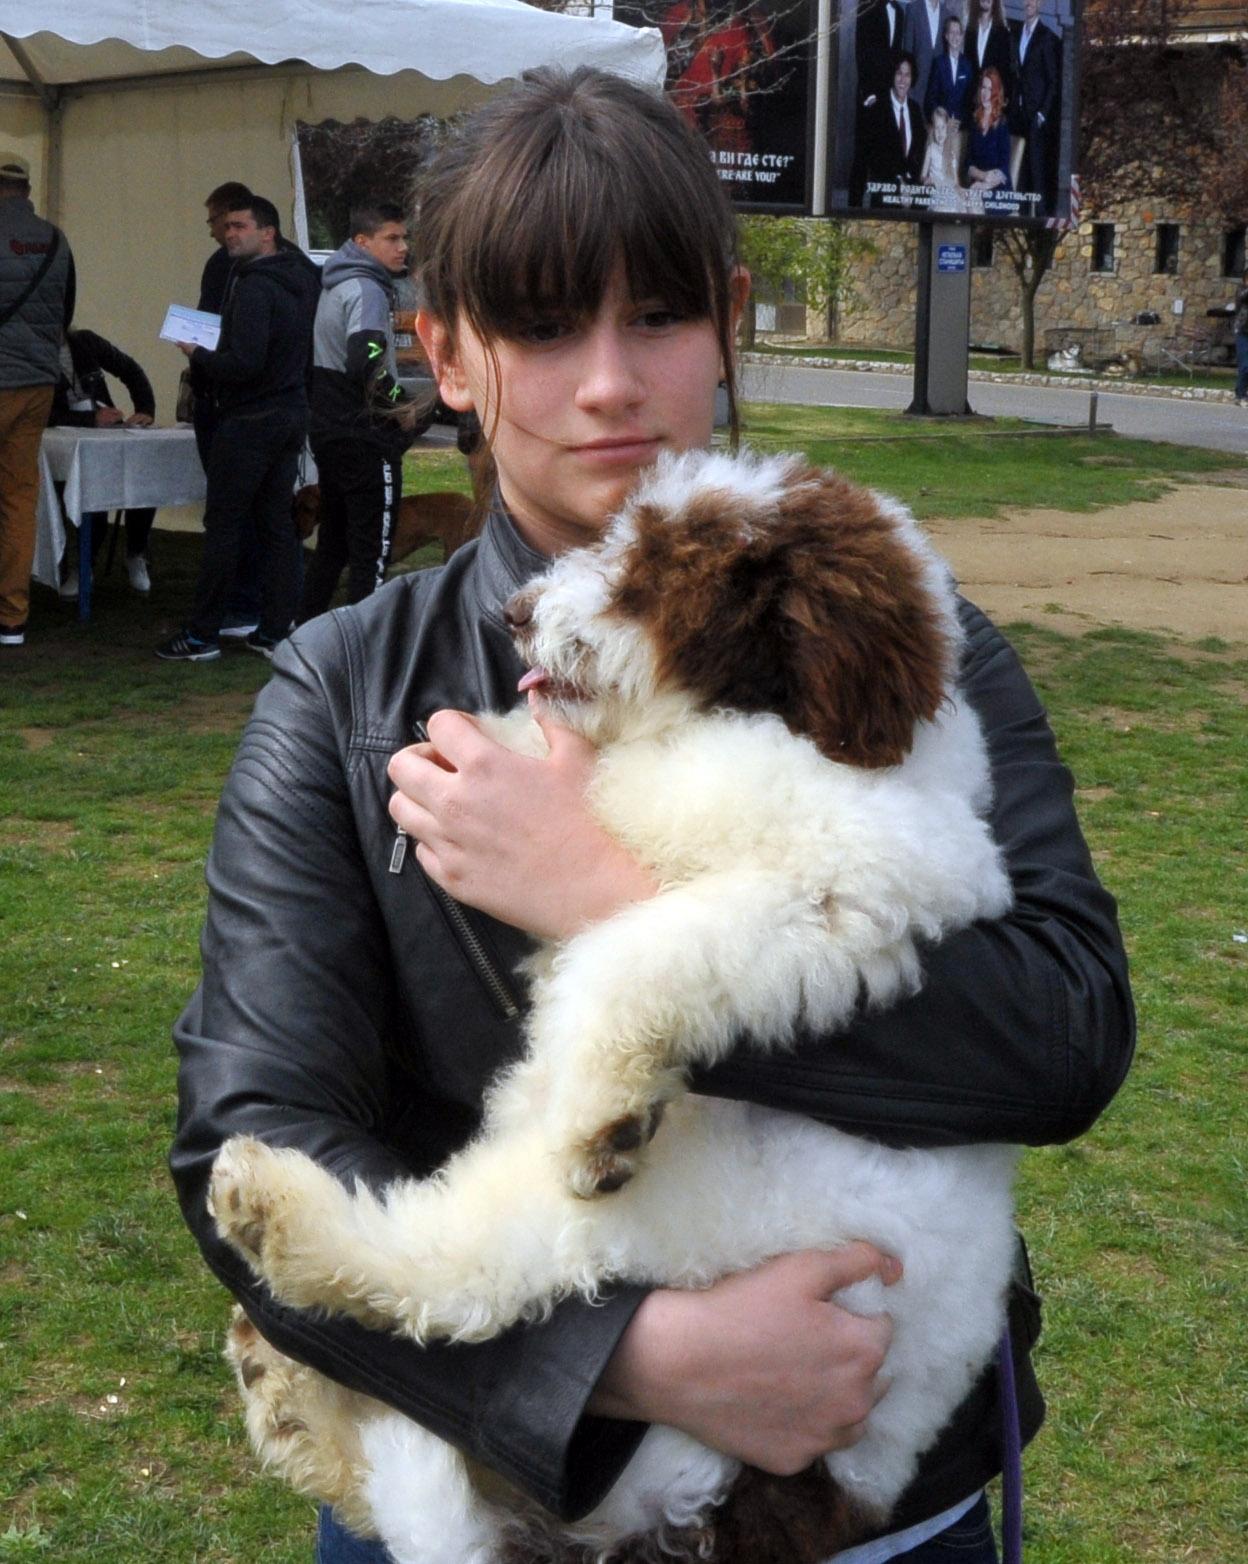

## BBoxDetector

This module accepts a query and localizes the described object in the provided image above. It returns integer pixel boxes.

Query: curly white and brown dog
[210,448,1019,1564]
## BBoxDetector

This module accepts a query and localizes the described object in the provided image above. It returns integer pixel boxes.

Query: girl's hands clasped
[387,704,657,943]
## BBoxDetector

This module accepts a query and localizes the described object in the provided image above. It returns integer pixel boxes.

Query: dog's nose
[504,591,534,631]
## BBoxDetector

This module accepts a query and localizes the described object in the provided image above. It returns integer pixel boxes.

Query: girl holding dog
[172,66,1133,1564]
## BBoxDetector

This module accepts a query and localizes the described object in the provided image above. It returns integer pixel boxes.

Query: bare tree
[999,0,1246,367]
[1203,54,1248,223]
[997,227,1066,369]
[296,116,445,249]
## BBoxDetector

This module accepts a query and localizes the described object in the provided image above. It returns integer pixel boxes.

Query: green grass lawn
[2,411,1244,1560]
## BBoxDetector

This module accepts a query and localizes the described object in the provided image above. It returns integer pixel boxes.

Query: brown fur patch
[611,468,951,767]
[494,1463,879,1564]
[708,1463,882,1562]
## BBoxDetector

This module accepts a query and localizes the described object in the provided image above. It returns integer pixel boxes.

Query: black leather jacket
[171,498,1134,1528]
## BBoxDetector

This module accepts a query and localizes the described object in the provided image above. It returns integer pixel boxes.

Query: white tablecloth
[32,425,206,587]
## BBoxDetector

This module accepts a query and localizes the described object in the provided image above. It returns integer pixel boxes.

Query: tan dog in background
[292,485,476,565]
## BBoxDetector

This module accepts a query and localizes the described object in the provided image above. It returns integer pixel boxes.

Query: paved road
[740,361,1248,457]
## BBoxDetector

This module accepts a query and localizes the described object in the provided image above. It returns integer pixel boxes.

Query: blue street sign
[937,245,968,273]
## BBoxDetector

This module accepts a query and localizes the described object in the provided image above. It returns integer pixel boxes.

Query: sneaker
[244,629,281,660]
[59,568,80,600]
[126,553,152,594]
[0,621,26,646]
[219,615,260,640]
[155,629,221,662]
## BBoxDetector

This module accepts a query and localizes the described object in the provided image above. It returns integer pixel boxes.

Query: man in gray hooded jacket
[298,203,417,622]
[0,151,76,646]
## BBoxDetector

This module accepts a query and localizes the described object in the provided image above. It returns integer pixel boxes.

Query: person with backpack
[0,151,76,647]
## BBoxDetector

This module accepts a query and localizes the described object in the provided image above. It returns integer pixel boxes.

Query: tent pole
[1,33,64,222]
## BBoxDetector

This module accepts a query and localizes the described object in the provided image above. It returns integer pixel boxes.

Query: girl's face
[933,115,948,144]
[419,265,747,556]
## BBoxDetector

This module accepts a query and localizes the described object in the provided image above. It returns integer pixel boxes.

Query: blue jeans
[314,1493,1000,1562]
[894,1495,999,1561]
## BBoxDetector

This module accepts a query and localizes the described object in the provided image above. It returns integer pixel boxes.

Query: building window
[1224,227,1247,277]
[1091,223,1115,273]
[1154,223,1180,275]
[971,227,994,268]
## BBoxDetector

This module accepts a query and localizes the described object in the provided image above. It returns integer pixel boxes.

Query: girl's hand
[591,1246,902,1473]
[386,705,658,942]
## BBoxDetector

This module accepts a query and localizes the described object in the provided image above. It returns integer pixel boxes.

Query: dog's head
[506,449,960,766]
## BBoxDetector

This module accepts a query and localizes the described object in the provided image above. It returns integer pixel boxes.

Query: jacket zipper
[387,720,521,1022]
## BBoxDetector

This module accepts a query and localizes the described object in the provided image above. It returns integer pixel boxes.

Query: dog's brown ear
[613,469,952,767]
[773,473,953,767]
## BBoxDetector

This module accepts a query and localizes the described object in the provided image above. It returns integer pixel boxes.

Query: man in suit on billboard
[855,0,907,107]
[862,52,927,204]
[1010,0,1061,210]
[851,0,908,205]
[903,0,952,110]
[968,0,1014,103]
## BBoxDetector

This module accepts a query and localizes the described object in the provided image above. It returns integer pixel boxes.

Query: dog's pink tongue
[517,667,548,694]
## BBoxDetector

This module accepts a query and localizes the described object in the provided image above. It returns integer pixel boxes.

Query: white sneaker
[59,568,80,600]
[126,553,152,594]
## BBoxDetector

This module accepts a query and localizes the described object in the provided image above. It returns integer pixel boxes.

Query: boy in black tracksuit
[298,204,416,623]
[158,196,319,661]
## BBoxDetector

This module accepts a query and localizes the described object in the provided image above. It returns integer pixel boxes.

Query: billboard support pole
[811,0,832,216]
[907,219,973,417]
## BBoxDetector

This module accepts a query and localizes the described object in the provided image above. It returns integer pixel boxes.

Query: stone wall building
[833,208,1244,364]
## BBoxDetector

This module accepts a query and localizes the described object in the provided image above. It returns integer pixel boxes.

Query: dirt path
[925,479,1248,643]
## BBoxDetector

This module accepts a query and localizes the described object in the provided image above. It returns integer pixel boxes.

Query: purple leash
[997,1326,1024,1564]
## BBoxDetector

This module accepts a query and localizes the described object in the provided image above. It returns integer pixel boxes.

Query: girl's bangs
[457,124,725,340]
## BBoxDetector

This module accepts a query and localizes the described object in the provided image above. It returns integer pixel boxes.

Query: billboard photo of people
[833,0,1078,223]
[614,1,815,210]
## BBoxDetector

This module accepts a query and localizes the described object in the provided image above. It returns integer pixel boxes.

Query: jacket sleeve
[169,628,646,1522]
[341,275,409,412]
[697,601,1135,1148]
[190,275,271,386]
[84,330,156,418]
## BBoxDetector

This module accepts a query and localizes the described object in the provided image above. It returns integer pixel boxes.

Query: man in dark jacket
[298,203,417,623]
[158,196,318,663]
[1009,0,1061,213]
[51,327,158,595]
[0,151,76,647]
[192,180,264,635]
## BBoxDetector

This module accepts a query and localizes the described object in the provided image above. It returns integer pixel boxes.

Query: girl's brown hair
[412,66,742,444]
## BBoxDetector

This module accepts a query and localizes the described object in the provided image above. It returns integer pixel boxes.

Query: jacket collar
[468,490,552,629]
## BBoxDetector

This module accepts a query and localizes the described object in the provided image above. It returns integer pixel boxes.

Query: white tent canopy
[0,1,663,417]
[0,0,664,90]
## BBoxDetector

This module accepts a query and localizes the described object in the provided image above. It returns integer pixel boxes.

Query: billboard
[832,0,1080,223]
[613,1,816,212]
[615,0,1081,226]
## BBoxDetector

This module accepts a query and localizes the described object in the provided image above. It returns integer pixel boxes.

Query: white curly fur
[211,449,1020,1564]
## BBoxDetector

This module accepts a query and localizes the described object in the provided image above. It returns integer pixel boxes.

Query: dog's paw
[564,1102,665,1199]
[209,1136,281,1265]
